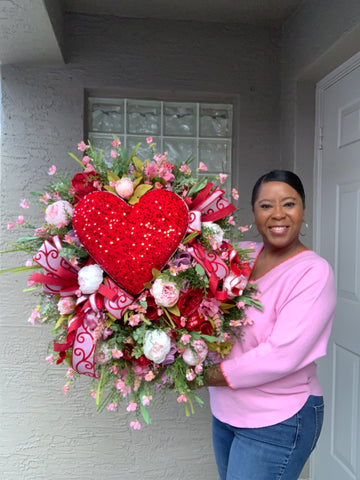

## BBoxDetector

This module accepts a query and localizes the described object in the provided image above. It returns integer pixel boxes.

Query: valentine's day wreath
[3,137,261,429]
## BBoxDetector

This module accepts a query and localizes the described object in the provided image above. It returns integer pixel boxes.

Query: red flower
[71,172,101,201]
[240,262,251,277]
[134,355,152,367]
[178,288,204,317]
[144,294,161,321]
[186,311,214,336]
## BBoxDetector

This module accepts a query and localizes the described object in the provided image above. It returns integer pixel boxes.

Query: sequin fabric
[72,190,189,295]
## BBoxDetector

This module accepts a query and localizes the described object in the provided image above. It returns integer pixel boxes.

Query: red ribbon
[29,236,80,296]
[186,182,236,234]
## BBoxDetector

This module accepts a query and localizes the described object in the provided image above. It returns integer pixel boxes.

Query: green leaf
[200,334,219,343]
[128,184,153,204]
[140,403,151,424]
[0,265,39,275]
[195,264,205,276]
[107,170,120,183]
[182,231,199,244]
[68,152,86,169]
[167,304,180,316]
[188,177,208,196]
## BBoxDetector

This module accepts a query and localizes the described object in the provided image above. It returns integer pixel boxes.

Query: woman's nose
[272,205,285,219]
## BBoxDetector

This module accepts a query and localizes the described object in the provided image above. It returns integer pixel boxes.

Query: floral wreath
[4,137,261,429]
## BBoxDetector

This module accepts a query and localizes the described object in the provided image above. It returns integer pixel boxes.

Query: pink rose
[115,177,134,199]
[57,296,76,315]
[150,278,180,308]
[45,200,73,227]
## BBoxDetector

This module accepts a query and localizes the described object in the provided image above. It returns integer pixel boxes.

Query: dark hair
[251,170,305,208]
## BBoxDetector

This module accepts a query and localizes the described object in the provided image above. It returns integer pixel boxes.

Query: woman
[205,170,336,480]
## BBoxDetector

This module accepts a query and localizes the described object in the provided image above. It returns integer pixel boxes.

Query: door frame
[311,50,360,478]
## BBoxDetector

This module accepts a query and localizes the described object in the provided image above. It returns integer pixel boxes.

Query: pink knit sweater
[209,242,336,428]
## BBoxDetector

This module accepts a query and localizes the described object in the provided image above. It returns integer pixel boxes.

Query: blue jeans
[212,395,324,480]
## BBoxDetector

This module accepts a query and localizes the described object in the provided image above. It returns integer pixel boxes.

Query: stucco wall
[0,14,281,480]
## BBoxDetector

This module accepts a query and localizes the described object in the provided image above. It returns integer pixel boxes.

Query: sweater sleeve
[221,258,336,390]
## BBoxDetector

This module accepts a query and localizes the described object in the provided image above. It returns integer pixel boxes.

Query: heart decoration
[72,189,189,296]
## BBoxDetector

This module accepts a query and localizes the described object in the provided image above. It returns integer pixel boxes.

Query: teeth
[271,226,287,230]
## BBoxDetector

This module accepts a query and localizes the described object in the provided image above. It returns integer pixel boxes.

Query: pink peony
[115,177,134,199]
[45,200,73,227]
[143,329,171,364]
[57,296,76,315]
[150,278,180,308]
[182,339,208,366]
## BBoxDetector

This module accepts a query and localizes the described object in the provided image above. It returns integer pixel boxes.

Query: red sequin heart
[72,190,189,295]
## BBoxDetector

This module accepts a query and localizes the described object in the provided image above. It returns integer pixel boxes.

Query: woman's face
[252,181,305,252]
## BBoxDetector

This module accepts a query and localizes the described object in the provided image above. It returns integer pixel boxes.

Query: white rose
[78,264,104,294]
[202,221,224,244]
[182,339,208,366]
[150,278,180,308]
[45,200,73,227]
[143,330,171,364]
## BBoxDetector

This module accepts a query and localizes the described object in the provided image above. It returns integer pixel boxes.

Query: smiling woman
[204,170,337,480]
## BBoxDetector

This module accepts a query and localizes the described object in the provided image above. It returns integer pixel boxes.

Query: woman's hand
[204,364,229,387]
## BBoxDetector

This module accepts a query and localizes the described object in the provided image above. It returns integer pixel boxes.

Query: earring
[300,222,309,236]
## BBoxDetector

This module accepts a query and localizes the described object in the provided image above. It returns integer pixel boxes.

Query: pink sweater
[209,242,336,428]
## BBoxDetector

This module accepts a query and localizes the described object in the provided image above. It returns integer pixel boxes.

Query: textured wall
[0,14,281,480]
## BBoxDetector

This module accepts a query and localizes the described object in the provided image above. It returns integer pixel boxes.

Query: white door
[312,52,360,479]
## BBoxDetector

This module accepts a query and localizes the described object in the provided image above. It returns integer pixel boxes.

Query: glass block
[163,103,196,137]
[89,99,124,133]
[163,138,196,165]
[199,139,231,173]
[126,136,161,161]
[127,100,161,135]
[88,134,124,166]
[199,104,233,138]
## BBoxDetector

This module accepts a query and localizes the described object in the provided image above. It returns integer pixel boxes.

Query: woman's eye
[284,202,295,208]
[260,204,271,209]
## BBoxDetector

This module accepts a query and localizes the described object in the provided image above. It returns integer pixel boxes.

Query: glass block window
[87,97,233,182]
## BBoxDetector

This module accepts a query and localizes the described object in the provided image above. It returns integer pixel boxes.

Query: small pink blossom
[238,225,249,233]
[228,216,236,226]
[236,301,245,309]
[48,165,57,175]
[107,403,118,411]
[179,164,191,175]
[141,395,153,406]
[111,139,120,148]
[186,369,196,381]
[85,164,96,173]
[199,162,208,171]
[62,384,69,395]
[109,365,118,375]
[39,192,52,205]
[66,368,75,379]
[219,173,228,184]
[112,347,123,359]
[232,188,239,200]
[53,192,61,200]
[28,309,41,325]
[130,421,141,430]
[129,314,142,327]
[195,364,203,374]
[90,389,97,399]
[180,334,191,345]
[230,319,243,327]
[243,318,254,326]
[146,136,153,144]
[126,402,138,412]
[145,371,155,382]
[45,354,54,363]
[7,222,14,230]
[77,141,88,152]
[25,259,33,267]
[177,394,188,403]
[20,199,29,209]
[110,149,118,159]
[82,155,91,165]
